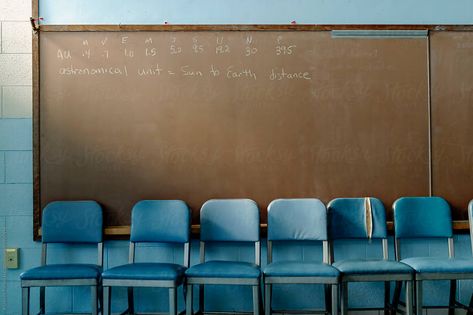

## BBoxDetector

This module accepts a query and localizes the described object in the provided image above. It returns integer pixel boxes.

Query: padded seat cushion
[333,260,413,275]
[185,261,260,278]
[264,261,339,278]
[401,257,473,274]
[20,264,101,280]
[102,263,186,281]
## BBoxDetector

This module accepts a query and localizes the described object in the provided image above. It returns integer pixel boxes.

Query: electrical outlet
[5,248,19,269]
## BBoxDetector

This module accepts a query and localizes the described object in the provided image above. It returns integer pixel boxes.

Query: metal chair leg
[325,284,332,314]
[331,284,339,315]
[448,279,456,315]
[340,282,348,315]
[127,287,135,314]
[391,281,402,315]
[98,284,103,315]
[39,286,45,314]
[415,281,423,315]
[186,284,193,315]
[468,292,473,315]
[169,287,177,315]
[264,284,271,315]
[91,286,98,315]
[405,281,413,315]
[103,286,111,315]
[252,285,260,315]
[199,284,204,314]
[22,287,30,315]
[384,281,390,315]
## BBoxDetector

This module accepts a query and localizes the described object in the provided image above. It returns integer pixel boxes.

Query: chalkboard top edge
[38,24,473,32]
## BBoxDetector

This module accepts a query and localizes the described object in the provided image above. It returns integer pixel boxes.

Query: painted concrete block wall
[0,0,473,314]
[39,0,473,25]
[0,0,34,313]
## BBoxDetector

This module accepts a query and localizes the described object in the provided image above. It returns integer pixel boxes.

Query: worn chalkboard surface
[431,31,473,220]
[38,28,430,235]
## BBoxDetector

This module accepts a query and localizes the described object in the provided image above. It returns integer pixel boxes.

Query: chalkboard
[37,28,431,236]
[431,31,473,220]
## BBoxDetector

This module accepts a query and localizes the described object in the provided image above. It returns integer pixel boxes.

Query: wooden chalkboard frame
[32,19,473,239]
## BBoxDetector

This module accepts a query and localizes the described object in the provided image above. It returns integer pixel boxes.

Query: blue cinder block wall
[1,0,473,314]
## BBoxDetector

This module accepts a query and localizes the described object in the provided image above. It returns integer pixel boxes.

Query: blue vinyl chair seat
[102,263,186,281]
[333,260,414,275]
[401,257,473,274]
[264,261,340,278]
[20,264,101,280]
[186,261,261,279]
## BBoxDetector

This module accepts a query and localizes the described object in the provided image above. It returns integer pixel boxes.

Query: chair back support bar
[469,200,473,257]
[382,239,389,260]
[327,198,387,240]
[42,201,103,244]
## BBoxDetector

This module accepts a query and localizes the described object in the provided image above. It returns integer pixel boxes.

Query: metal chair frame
[264,240,339,315]
[21,242,104,315]
[102,240,190,315]
[186,240,262,315]
[330,238,414,315]
[395,225,473,314]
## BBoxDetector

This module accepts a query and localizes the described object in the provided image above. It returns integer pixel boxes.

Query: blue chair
[263,199,340,315]
[102,200,191,315]
[328,198,414,315]
[393,196,473,315]
[20,201,103,315]
[185,199,261,315]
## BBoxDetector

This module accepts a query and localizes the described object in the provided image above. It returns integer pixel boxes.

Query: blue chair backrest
[42,201,103,244]
[327,197,387,239]
[393,196,452,239]
[200,199,260,242]
[268,199,327,241]
[130,200,190,243]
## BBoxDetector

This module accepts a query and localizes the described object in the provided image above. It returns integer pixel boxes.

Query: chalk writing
[275,44,296,55]
[181,65,203,77]
[59,65,128,76]
[57,49,71,60]
[138,64,163,76]
[226,65,256,80]
[170,45,182,55]
[124,48,134,58]
[209,65,220,77]
[170,36,182,55]
[192,37,204,53]
[81,49,91,58]
[245,46,257,57]
[269,68,311,80]
[145,48,158,56]
[216,37,230,54]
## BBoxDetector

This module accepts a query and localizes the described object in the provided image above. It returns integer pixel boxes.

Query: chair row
[20,197,473,315]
